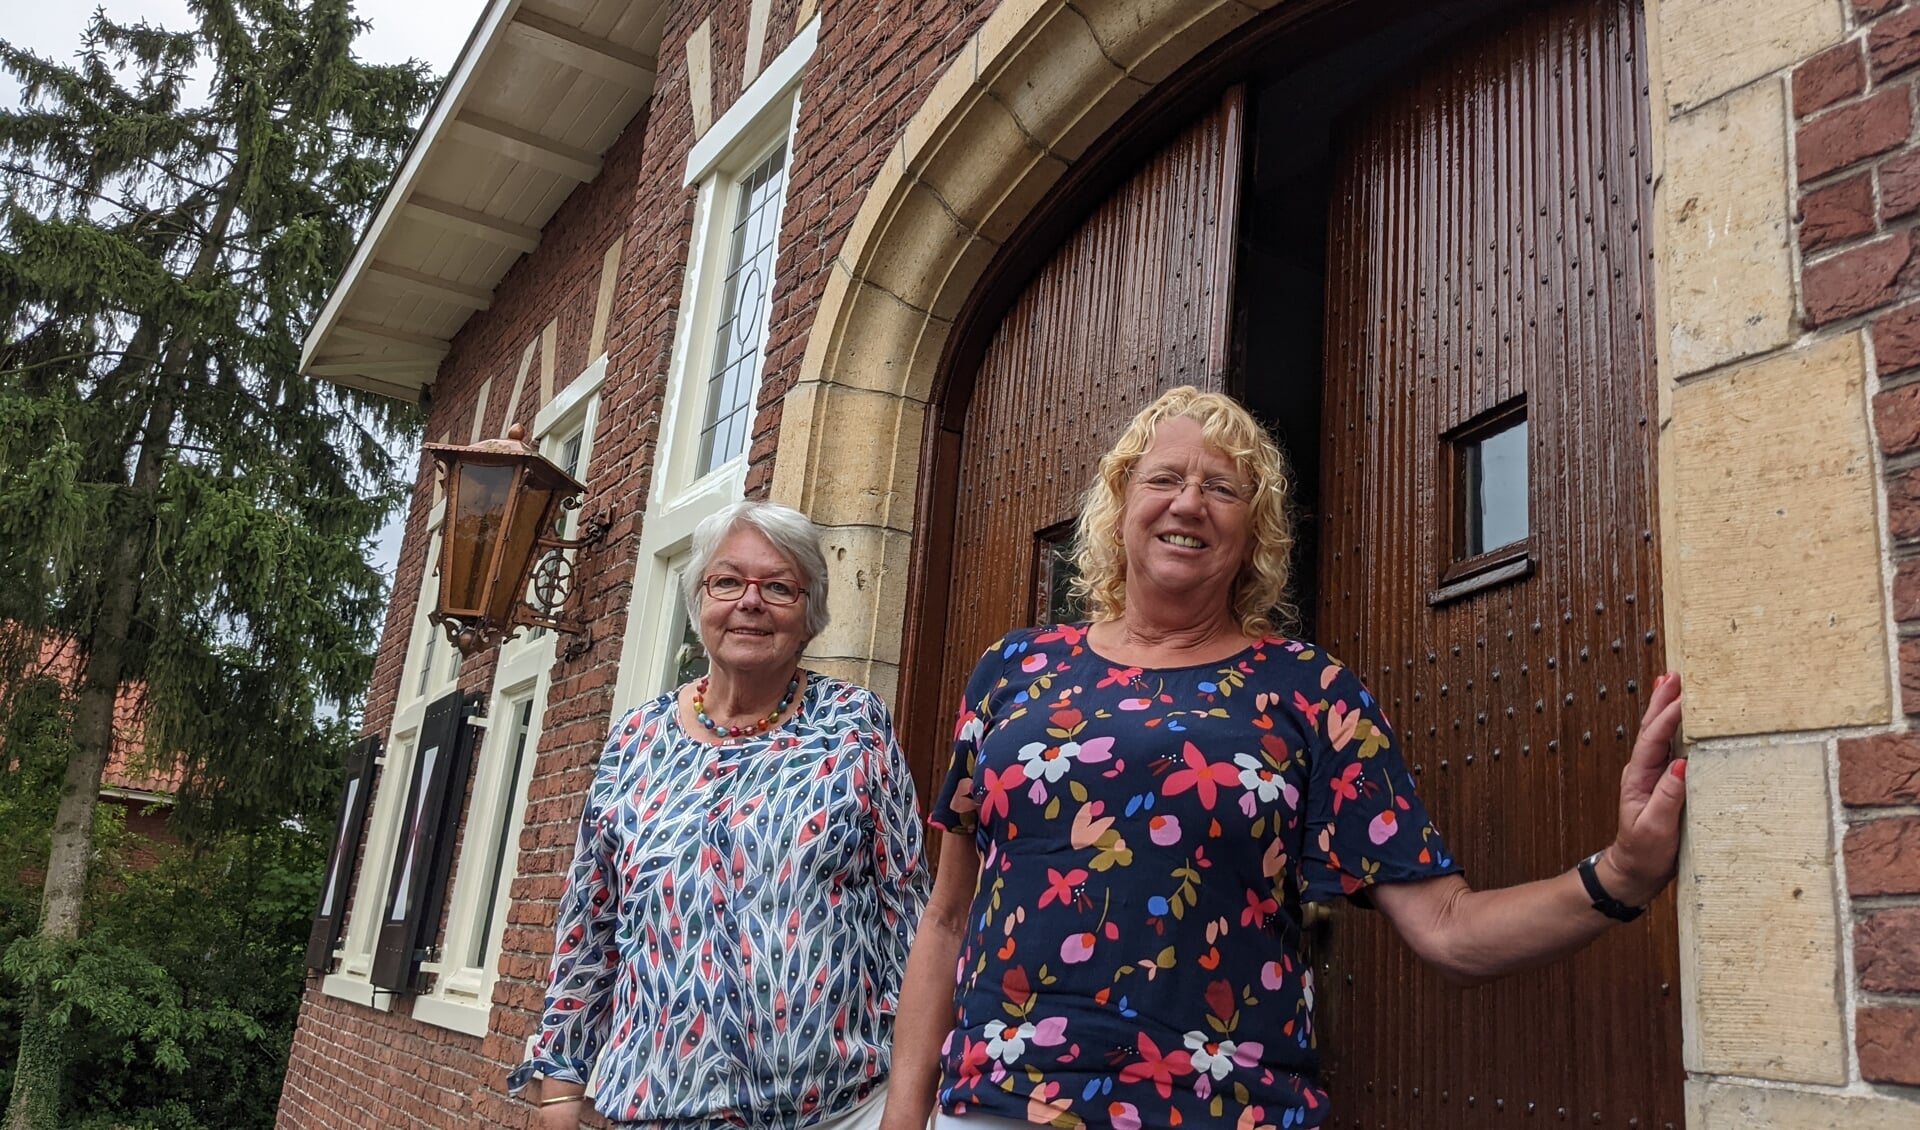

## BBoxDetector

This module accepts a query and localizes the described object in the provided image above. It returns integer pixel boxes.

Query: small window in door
[1034,523,1086,625]
[1434,399,1533,604]
[1462,416,1528,556]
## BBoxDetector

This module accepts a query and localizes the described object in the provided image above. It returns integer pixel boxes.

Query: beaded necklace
[693,671,800,738]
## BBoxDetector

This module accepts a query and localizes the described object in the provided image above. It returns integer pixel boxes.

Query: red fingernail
[1670,760,1687,781]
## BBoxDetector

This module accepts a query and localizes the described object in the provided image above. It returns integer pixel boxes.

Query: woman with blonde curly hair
[881,386,1686,1130]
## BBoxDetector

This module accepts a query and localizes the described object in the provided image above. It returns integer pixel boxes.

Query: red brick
[1876,381,1920,453]
[1895,557,1920,620]
[1876,301,1920,374]
[1803,231,1919,325]
[1799,171,1875,252]
[1798,86,1913,181]
[1858,0,1904,20]
[1858,908,1920,991]
[1858,1005,1920,1086]
[1847,815,1920,894]
[1795,41,1867,118]
[1904,637,1920,711]
[1879,148,1920,221]
[1839,731,1920,803]
[1872,7,1920,80]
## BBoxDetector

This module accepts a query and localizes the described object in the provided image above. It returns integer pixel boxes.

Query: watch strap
[1578,851,1645,922]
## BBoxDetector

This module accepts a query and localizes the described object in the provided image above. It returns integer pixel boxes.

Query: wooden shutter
[370,689,480,993]
[902,87,1246,798]
[304,735,380,972]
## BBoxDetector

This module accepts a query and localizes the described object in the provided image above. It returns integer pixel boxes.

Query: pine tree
[0,3,435,1124]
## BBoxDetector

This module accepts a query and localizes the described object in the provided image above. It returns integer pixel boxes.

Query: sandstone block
[1688,1080,1920,1129]
[1671,333,1890,734]
[1660,0,1845,112]
[1680,742,1847,1083]
[1663,81,1795,373]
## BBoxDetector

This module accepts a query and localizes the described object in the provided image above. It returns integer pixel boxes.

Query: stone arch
[771,0,1279,697]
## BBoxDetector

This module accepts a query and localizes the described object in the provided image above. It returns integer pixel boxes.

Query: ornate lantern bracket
[422,425,610,656]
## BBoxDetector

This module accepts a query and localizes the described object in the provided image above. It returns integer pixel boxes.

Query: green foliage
[0,2,441,1126]
[0,815,331,1129]
[0,0,436,837]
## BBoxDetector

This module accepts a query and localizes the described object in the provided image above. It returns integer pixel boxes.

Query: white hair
[681,500,831,641]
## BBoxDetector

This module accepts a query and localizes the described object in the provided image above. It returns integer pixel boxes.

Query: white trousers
[813,1084,892,1130]
[931,1112,1031,1130]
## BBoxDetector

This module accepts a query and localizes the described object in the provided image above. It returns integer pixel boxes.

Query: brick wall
[1795,0,1920,1092]
[280,62,655,1130]
[281,0,1005,1124]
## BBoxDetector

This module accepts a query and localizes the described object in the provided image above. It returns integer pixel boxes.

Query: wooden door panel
[1316,2,1679,1126]
[913,88,1245,800]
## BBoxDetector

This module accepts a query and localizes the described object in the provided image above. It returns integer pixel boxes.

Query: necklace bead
[693,672,800,738]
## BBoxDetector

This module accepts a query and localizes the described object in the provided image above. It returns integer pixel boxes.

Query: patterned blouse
[930,626,1459,1129]
[510,675,928,1129]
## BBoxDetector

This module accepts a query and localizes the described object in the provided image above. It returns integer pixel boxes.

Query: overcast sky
[2,0,478,80]
[3,1,485,586]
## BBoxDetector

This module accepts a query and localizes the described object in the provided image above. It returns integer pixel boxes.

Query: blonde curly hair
[1070,386,1296,638]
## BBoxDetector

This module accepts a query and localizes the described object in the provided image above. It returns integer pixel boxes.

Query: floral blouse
[510,675,928,1130]
[929,626,1458,1129]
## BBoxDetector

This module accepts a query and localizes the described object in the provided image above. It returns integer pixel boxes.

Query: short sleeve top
[510,675,928,1130]
[929,626,1459,1129]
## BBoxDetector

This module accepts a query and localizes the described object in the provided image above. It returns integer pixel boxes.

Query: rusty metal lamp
[422,425,610,656]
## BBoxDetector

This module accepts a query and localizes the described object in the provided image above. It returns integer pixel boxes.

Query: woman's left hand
[1597,672,1686,909]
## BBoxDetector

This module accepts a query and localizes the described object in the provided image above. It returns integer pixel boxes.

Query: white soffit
[300,0,669,400]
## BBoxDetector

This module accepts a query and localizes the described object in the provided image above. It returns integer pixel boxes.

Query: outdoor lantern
[422,425,607,656]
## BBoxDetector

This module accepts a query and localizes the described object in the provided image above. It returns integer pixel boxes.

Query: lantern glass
[494,476,561,625]
[444,462,517,617]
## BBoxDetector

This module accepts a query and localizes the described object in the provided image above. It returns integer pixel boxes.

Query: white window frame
[322,485,461,1007]
[414,356,606,1035]
[615,20,816,708]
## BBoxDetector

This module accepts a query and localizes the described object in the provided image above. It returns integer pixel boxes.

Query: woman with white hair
[512,500,928,1130]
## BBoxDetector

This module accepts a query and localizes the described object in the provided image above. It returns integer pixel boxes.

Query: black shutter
[370,689,481,993]
[305,735,380,972]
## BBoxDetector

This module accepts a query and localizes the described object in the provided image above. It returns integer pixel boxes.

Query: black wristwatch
[1577,851,1645,922]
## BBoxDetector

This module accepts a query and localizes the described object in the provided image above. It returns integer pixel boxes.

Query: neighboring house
[279,1,1920,1128]
[9,634,179,868]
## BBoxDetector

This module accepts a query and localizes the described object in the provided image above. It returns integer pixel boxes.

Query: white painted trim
[301,0,528,373]
[320,972,389,1011]
[683,17,818,186]
[534,353,608,437]
[411,994,492,1038]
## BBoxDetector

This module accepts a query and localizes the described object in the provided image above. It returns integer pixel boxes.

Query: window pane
[1046,539,1085,625]
[1465,418,1528,556]
[666,596,709,692]
[465,696,535,969]
[697,145,789,475]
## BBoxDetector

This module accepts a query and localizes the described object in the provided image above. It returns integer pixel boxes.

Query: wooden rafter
[363,259,494,311]
[402,195,542,254]
[507,10,657,88]
[448,112,602,183]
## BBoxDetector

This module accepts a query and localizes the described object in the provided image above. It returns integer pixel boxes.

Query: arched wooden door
[902,89,1246,799]
[1313,1,1680,1125]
